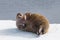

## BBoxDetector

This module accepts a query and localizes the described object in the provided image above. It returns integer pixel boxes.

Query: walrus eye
[17,13,23,16]
[17,13,23,19]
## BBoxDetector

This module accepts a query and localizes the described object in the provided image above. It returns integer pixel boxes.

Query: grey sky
[0,0,60,23]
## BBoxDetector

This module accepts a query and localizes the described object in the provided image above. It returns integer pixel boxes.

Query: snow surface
[0,20,60,40]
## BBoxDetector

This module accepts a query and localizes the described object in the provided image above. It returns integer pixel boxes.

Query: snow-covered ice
[0,20,60,40]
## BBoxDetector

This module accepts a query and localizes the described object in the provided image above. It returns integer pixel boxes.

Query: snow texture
[0,20,60,40]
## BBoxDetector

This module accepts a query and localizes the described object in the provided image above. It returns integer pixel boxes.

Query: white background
[0,20,60,40]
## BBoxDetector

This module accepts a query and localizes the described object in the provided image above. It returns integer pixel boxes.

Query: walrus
[16,12,49,35]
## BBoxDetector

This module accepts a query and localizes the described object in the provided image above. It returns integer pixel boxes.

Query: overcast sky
[0,0,60,23]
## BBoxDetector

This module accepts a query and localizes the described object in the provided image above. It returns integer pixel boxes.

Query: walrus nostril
[22,23,27,28]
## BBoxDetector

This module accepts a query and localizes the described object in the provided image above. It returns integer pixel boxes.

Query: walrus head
[16,13,26,30]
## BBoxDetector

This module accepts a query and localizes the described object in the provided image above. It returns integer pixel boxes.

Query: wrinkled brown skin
[16,13,26,30]
[16,12,49,35]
